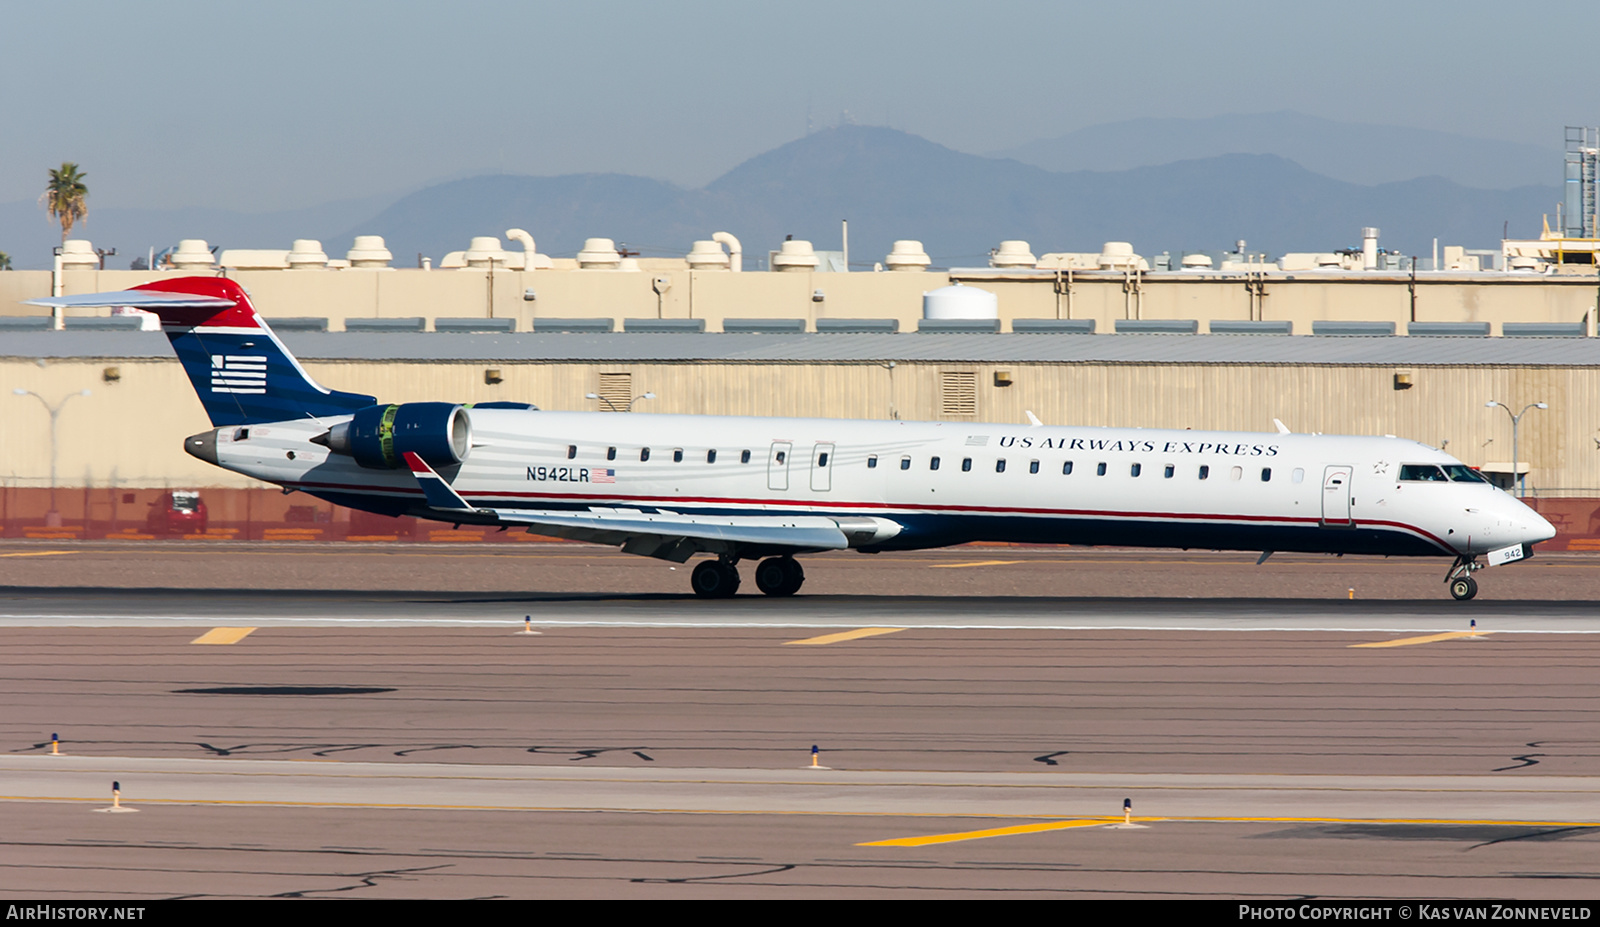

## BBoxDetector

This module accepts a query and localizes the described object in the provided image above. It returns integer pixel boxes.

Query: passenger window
[962,458,973,472]
[1029,460,1040,474]
[1062,461,1074,475]
[1230,466,1243,481]
[740,449,751,464]
[1096,462,1107,476]
[1130,463,1142,477]
[1164,464,1175,478]
[673,448,684,463]
[1292,468,1304,483]
[930,456,940,470]
[900,456,911,470]
[640,448,650,462]
[1198,465,1210,480]
[707,449,717,464]
[567,445,577,459]
[607,446,617,461]
[1260,467,1272,482]
[818,452,830,467]
[867,455,878,469]
[995,459,1007,473]
[776,451,786,464]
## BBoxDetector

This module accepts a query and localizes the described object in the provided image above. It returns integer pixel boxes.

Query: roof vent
[59,239,98,270]
[686,240,731,270]
[885,240,931,272]
[1098,242,1141,270]
[346,235,392,269]
[576,238,622,270]
[1180,253,1213,269]
[771,239,819,272]
[464,236,509,269]
[170,239,215,271]
[286,239,329,270]
[990,240,1036,268]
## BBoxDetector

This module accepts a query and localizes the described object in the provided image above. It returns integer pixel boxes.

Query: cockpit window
[1399,464,1448,482]
[1443,464,1489,483]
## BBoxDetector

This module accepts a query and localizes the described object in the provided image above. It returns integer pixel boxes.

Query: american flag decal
[592,468,616,483]
[210,354,267,394]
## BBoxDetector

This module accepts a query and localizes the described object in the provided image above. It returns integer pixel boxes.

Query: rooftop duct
[169,240,215,271]
[576,238,622,270]
[347,236,393,269]
[287,239,329,270]
[771,239,819,272]
[885,240,931,272]
[990,240,1036,268]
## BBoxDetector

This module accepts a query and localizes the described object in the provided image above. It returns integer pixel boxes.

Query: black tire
[755,557,804,596]
[754,558,789,596]
[692,560,740,598]
[779,557,805,595]
[1449,576,1478,601]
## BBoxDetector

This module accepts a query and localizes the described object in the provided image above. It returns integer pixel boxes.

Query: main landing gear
[753,556,805,597]
[1446,556,1482,601]
[689,556,806,598]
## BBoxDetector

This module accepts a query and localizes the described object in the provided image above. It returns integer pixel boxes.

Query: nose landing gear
[1446,556,1482,601]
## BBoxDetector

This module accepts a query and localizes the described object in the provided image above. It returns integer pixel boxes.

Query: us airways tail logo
[210,354,267,394]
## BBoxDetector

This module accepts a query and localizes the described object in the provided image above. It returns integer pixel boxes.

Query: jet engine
[319,402,472,470]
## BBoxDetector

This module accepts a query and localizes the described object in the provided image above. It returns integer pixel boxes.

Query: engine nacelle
[322,402,472,470]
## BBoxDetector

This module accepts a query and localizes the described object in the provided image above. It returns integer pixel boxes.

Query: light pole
[1486,400,1547,497]
[585,391,655,413]
[13,388,91,524]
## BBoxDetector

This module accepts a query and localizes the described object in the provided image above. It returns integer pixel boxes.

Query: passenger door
[810,443,835,492]
[1321,465,1353,527]
[768,441,792,491]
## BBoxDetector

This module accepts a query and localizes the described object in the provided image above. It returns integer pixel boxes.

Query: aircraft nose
[1506,499,1556,545]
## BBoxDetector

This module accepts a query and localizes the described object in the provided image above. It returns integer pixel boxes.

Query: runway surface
[4,542,1600,897]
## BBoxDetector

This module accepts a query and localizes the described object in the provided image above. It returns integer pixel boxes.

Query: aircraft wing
[400,451,851,560]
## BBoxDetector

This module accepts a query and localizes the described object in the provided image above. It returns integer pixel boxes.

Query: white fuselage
[210,410,1555,558]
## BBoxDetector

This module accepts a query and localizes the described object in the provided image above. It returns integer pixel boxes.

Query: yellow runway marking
[785,627,906,646]
[929,560,1027,569]
[1350,631,1493,648]
[860,818,1116,846]
[0,551,76,558]
[190,627,257,645]
[862,814,1600,847]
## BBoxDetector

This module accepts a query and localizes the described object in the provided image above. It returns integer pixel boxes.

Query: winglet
[402,451,474,511]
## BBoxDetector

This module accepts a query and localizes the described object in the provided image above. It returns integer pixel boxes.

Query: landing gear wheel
[1449,576,1478,601]
[691,560,741,599]
[755,557,805,597]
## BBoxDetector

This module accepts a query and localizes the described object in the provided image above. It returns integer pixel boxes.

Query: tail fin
[28,277,375,426]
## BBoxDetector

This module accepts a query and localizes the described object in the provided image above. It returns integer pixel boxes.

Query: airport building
[6,136,1600,545]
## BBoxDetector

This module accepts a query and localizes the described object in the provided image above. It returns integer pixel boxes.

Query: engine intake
[321,402,471,469]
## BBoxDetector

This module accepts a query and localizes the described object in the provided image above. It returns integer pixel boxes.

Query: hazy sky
[0,0,1581,212]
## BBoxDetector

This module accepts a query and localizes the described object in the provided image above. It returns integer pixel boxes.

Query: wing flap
[481,507,851,556]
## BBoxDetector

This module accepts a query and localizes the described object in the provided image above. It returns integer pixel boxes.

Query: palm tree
[40,163,88,243]
[0,252,11,270]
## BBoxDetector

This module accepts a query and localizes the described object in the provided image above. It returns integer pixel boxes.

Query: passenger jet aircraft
[33,277,1555,600]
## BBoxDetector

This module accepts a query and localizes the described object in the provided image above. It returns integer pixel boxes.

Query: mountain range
[0,115,1563,270]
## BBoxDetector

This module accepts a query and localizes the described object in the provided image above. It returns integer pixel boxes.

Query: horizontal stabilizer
[25,291,235,310]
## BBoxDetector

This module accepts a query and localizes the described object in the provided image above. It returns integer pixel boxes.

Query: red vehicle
[146,490,208,536]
